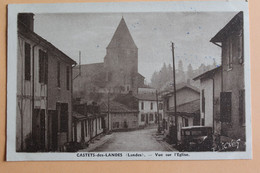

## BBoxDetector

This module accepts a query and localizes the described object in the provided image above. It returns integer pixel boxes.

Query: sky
[34,12,237,82]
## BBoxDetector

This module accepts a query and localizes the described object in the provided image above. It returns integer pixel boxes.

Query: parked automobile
[177,126,213,152]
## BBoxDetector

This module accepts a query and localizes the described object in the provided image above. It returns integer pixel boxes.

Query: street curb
[152,133,178,152]
[80,133,114,152]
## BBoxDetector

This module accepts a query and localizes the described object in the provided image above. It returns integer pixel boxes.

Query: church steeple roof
[107,17,137,49]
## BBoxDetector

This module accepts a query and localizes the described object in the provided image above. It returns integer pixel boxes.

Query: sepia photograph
[7,1,251,161]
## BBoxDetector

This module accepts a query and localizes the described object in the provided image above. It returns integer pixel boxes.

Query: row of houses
[17,13,76,152]
[194,11,245,141]
[161,83,201,142]
[160,12,245,145]
[16,13,108,152]
[72,103,105,145]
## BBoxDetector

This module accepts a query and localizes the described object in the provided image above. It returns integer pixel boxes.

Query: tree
[167,64,173,82]
[187,63,194,79]
[177,60,185,83]
[178,60,184,72]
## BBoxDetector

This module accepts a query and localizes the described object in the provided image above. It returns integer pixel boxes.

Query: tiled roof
[72,111,87,120]
[193,66,222,81]
[137,73,145,79]
[161,82,200,98]
[168,99,200,115]
[18,21,76,65]
[100,101,138,113]
[134,93,162,101]
[73,63,104,77]
[210,12,243,43]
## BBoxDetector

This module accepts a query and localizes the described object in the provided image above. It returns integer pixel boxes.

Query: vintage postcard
[7,1,251,161]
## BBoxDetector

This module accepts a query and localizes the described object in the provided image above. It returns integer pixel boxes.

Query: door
[32,109,45,151]
[51,110,58,151]
[40,111,45,150]
[146,114,148,124]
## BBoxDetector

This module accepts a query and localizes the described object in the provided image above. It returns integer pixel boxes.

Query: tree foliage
[150,61,217,91]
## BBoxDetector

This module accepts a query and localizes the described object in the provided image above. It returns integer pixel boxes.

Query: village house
[72,103,105,146]
[161,83,200,142]
[209,12,245,141]
[135,88,163,127]
[193,66,222,134]
[100,101,139,131]
[111,88,164,128]
[16,13,76,152]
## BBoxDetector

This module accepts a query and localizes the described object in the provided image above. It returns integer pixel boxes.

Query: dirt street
[91,128,171,152]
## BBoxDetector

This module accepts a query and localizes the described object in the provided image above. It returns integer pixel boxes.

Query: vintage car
[177,126,213,152]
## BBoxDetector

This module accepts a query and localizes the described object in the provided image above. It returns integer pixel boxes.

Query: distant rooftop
[134,93,162,101]
[167,99,200,116]
[100,101,138,113]
[161,82,200,98]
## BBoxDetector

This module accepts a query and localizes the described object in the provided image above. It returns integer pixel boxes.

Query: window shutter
[39,50,43,83]
[66,66,70,90]
[202,90,205,113]
[57,62,60,87]
[24,42,31,81]
[239,90,245,125]
[44,53,48,84]
[220,92,232,122]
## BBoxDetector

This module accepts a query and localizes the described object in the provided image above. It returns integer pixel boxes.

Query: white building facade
[136,93,163,127]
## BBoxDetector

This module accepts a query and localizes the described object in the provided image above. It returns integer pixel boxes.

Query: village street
[87,128,173,152]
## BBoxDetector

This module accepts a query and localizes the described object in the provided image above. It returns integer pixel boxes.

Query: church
[73,17,145,103]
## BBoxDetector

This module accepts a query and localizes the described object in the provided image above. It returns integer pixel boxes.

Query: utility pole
[107,89,110,133]
[79,51,81,76]
[171,42,178,144]
[156,90,160,133]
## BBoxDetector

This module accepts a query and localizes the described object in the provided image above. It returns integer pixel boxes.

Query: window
[60,103,68,132]
[24,42,31,81]
[159,103,163,110]
[101,118,105,128]
[184,130,191,136]
[66,66,70,90]
[141,114,145,122]
[141,102,144,110]
[227,37,234,70]
[239,89,245,126]
[202,90,205,113]
[85,121,88,137]
[185,118,189,127]
[150,102,153,110]
[57,61,60,87]
[238,30,244,64]
[220,92,232,122]
[39,49,48,84]
[149,114,153,121]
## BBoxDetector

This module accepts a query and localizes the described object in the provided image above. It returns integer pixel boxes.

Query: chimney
[18,13,34,31]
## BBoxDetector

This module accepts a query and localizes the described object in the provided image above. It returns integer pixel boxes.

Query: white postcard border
[7,1,251,161]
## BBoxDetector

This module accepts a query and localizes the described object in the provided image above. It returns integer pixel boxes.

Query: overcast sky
[34,12,237,82]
